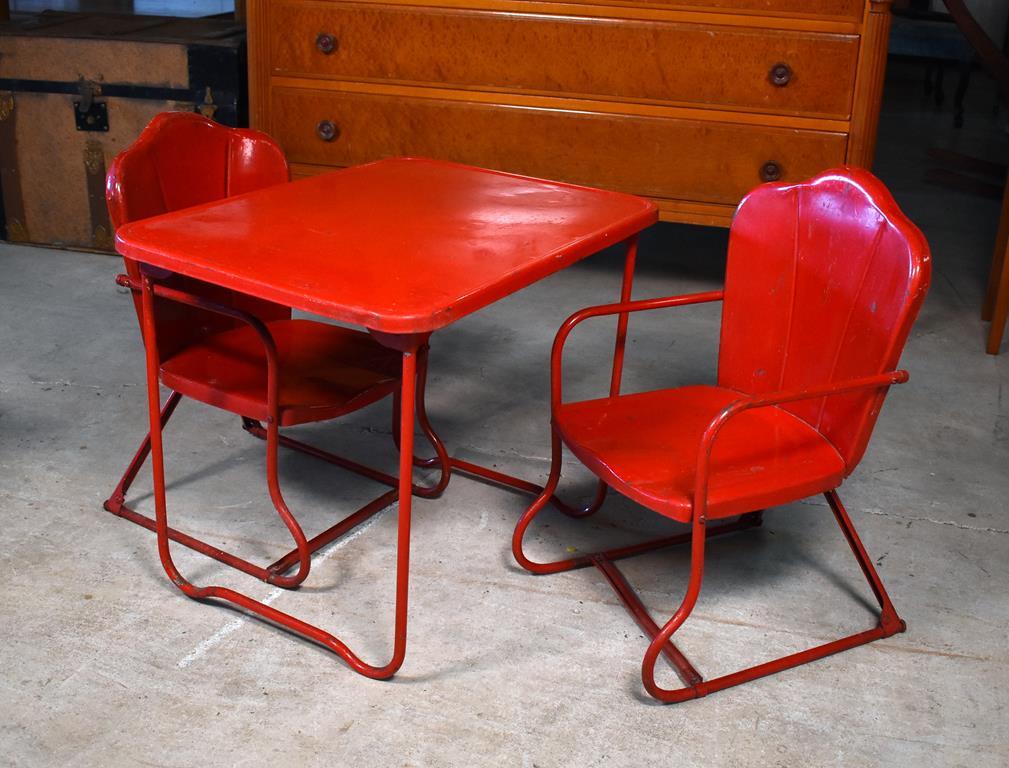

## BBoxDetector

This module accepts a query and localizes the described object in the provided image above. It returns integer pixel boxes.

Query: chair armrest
[550,290,724,409]
[117,272,277,357]
[119,273,282,418]
[692,370,909,520]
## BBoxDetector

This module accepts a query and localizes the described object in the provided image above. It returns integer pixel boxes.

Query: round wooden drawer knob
[760,161,783,183]
[316,32,338,55]
[769,62,792,87]
[316,120,339,142]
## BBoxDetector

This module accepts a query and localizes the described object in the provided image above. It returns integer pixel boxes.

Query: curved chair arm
[550,290,725,409]
[117,273,283,422]
[692,369,910,522]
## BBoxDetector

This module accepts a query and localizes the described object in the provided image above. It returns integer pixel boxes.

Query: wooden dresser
[247,0,892,226]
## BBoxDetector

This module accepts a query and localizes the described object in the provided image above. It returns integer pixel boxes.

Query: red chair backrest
[718,168,931,475]
[106,112,291,359]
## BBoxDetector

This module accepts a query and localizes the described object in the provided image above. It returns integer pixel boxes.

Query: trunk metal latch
[73,78,108,132]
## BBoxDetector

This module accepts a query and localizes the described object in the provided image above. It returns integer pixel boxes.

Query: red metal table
[114,156,658,678]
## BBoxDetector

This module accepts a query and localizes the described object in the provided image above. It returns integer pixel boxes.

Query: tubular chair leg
[104,392,392,587]
[139,279,418,678]
[452,422,609,521]
[640,489,905,702]
[390,351,609,517]
[104,389,182,515]
[512,429,761,576]
[104,389,312,585]
[514,441,904,702]
[245,346,450,500]
[259,416,314,588]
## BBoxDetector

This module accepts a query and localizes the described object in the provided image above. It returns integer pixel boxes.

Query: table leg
[985,172,1009,353]
[447,236,641,516]
[387,343,417,674]
[609,235,639,396]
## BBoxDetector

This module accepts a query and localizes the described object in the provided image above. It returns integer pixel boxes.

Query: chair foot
[594,555,703,687]
[267,489,397,576]
[160,485,411,679]
[105,390,183,514]
[643,616,905,704]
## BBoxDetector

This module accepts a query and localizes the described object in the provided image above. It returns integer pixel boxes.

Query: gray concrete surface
[1,62,1007,767]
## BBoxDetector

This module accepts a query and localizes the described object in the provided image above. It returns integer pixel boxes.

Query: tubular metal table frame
[110,157,657,678]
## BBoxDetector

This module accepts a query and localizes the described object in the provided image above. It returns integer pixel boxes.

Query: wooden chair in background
[941,0,1009,353]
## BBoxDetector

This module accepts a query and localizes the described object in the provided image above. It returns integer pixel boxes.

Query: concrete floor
[2,62,1008,767]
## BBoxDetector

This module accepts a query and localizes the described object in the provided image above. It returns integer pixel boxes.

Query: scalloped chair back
[719,169,931,474]
[106,111,292,359]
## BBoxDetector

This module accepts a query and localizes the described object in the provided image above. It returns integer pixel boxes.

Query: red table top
[115,157,658,334]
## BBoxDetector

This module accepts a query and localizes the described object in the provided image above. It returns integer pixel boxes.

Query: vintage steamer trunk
[247,0,892,226]
[0,12,246,250]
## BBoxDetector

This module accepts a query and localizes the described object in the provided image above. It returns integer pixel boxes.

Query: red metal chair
[105,111,448,591]
[513,168,931,702]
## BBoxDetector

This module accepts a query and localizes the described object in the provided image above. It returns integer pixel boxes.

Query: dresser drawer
[270,87,847,205]
[539,0,863,20]
[270,3,858,118]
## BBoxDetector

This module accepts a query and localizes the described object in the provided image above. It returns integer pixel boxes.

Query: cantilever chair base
[515,480,906,703]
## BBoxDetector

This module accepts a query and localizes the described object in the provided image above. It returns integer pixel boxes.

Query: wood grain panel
[11,92,176,248]
[271,86,847,205]
[308,0,864,21]
[0,37,189,87]
[270,3,858,117]
[289,160,741,224]
[567,0,862,19]
[847,0,891,166]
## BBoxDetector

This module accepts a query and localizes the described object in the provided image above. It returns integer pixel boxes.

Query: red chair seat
[556,385,846,523]
[160,319,401,426]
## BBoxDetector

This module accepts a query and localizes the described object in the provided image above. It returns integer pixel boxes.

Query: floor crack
[863,508,1009,534]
